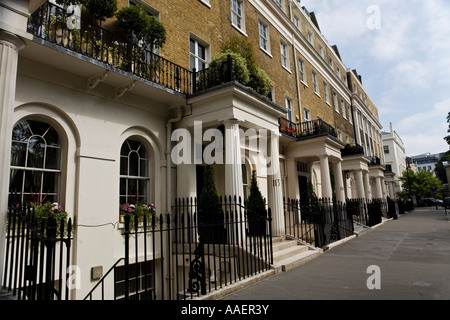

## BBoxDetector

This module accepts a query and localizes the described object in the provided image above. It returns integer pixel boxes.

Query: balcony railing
[279,117,337,140]
[27,2,191,95]
[341,144,365,157]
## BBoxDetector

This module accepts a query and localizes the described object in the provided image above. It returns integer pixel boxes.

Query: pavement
[221,207,450,301]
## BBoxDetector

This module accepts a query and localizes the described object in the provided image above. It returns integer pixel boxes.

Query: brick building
[0,0,387,300]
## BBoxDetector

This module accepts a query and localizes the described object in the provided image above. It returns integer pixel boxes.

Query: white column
[224,120,244,200]
[0,31,25,285]
[286,158,299,200]
[267,130,285,236]
[319,155,332,200]
[333,160,346,203]
[363,171,371,200]
[355,170,365,199]
[375,176,383,199]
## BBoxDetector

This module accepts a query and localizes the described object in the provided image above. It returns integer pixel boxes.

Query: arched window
[119,139,150,205]
[9,119,62,205]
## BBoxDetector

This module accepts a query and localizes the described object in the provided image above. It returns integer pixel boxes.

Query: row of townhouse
[0,0,389,300]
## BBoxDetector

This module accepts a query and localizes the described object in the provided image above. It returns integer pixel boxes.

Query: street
[223,207,450,300]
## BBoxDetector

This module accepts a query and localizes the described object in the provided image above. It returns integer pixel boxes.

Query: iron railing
[84,196,273,300]
[2,205,73,300]
[341,144,365,157]
[284,198,354,249]
[279,117,337,140]
[27,1,191,95]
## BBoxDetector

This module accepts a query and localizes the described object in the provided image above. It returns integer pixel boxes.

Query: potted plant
[120,202,157,231]
[198,165,226,244]
[246,171,266,236]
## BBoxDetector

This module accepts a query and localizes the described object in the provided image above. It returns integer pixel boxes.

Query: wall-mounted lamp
[345,171,350,179]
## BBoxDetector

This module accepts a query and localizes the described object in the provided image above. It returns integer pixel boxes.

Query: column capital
[0,30,26,51]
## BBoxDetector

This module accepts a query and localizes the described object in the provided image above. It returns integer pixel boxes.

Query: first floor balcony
[279,117,337,141]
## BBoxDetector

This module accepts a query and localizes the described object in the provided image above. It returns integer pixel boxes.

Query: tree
[435,151,450,183]
[85,0,117,27]
[246,171,266,236]
[115,5,166,49]
[197,165,226,244]
[445,112,450,145]
[397,169,443,200]
[220,36,272,97]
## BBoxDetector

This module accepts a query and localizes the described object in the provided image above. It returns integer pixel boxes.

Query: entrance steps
[271,237,321,273]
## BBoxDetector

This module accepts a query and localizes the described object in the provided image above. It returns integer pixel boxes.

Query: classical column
[375,176,383,199]
[286,157,299,200]
[267,130,285,236]
[355,170,365,199]
[319,155,332,200]
[224,120,244,201]
[333,160,346,203]
[363,171,371,200]
[0,30,25,285]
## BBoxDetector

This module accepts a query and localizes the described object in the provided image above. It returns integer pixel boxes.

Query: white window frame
[285,97,294,122]
[312,71,319,94]
[258,20,270,53]
[333,92,339,113]
[304,108,311,122]
[341,99,347,119]
[280,40,289,70]
[299,58,306,84]
[190,36,210,72]
[231,0,246,33]
[323,81,330,104]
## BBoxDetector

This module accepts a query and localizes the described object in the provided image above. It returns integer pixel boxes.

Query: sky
[300,0,450,156]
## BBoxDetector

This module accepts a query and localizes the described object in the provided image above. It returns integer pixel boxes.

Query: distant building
[382,123,407,198]
[410,152,445,176]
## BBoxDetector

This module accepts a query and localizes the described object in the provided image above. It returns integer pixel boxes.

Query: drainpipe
[165,106,182,213]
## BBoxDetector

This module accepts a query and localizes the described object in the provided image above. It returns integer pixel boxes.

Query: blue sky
[300,0,450,156]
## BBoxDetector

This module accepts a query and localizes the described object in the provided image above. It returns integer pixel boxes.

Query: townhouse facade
[382,123,407,198]
[0,0,388,300]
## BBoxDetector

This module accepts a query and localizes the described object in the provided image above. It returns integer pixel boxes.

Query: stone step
[0,290,17,300]
[271,238,321,273]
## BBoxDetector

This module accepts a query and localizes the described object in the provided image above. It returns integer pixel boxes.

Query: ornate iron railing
[279,117,337,140]
[27,1,191,95]
[2,205,73,300]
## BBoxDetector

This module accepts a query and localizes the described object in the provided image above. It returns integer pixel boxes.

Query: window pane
[11,142,27,167]
[42,171,58,195]
[120,156,128,175]
[140,158,149,177]
[27,136,46,168]
[9,169,24,195]
[23,170,43,200]
[45,146,61,170]
[12,121,32,142]
[44,126,60,147]
[129,152,139,176]
[190,39,196,55]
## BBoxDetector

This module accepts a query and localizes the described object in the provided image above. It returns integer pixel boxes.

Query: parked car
[419,198,442,207]
[444,197,450,209]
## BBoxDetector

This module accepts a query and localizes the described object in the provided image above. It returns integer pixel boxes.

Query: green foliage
[31,202,71,236]
[115,5,149,39]
[397,169,443,200]
[445,112,450,145]
[246,171,265,213]
[198,165,223,217]
[85,0,117,23]
[54,0,86,6]
[246,171,266,236]
[207,50,250,87]
[220,36,272,97]
[115,5,166,49]
[198,165,226,243]
[435,151,450,183]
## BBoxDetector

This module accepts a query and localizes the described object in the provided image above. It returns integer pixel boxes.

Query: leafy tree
[198,165,226,244]
[220,36,272,97]
[55,0,86,6]
[445,112,450,145]
[435,151,450,183]
[85,0,117,26]
[246,171,266,236]
[397,169,443,200]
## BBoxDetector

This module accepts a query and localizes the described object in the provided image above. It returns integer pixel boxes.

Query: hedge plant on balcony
[221,36,272,98]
